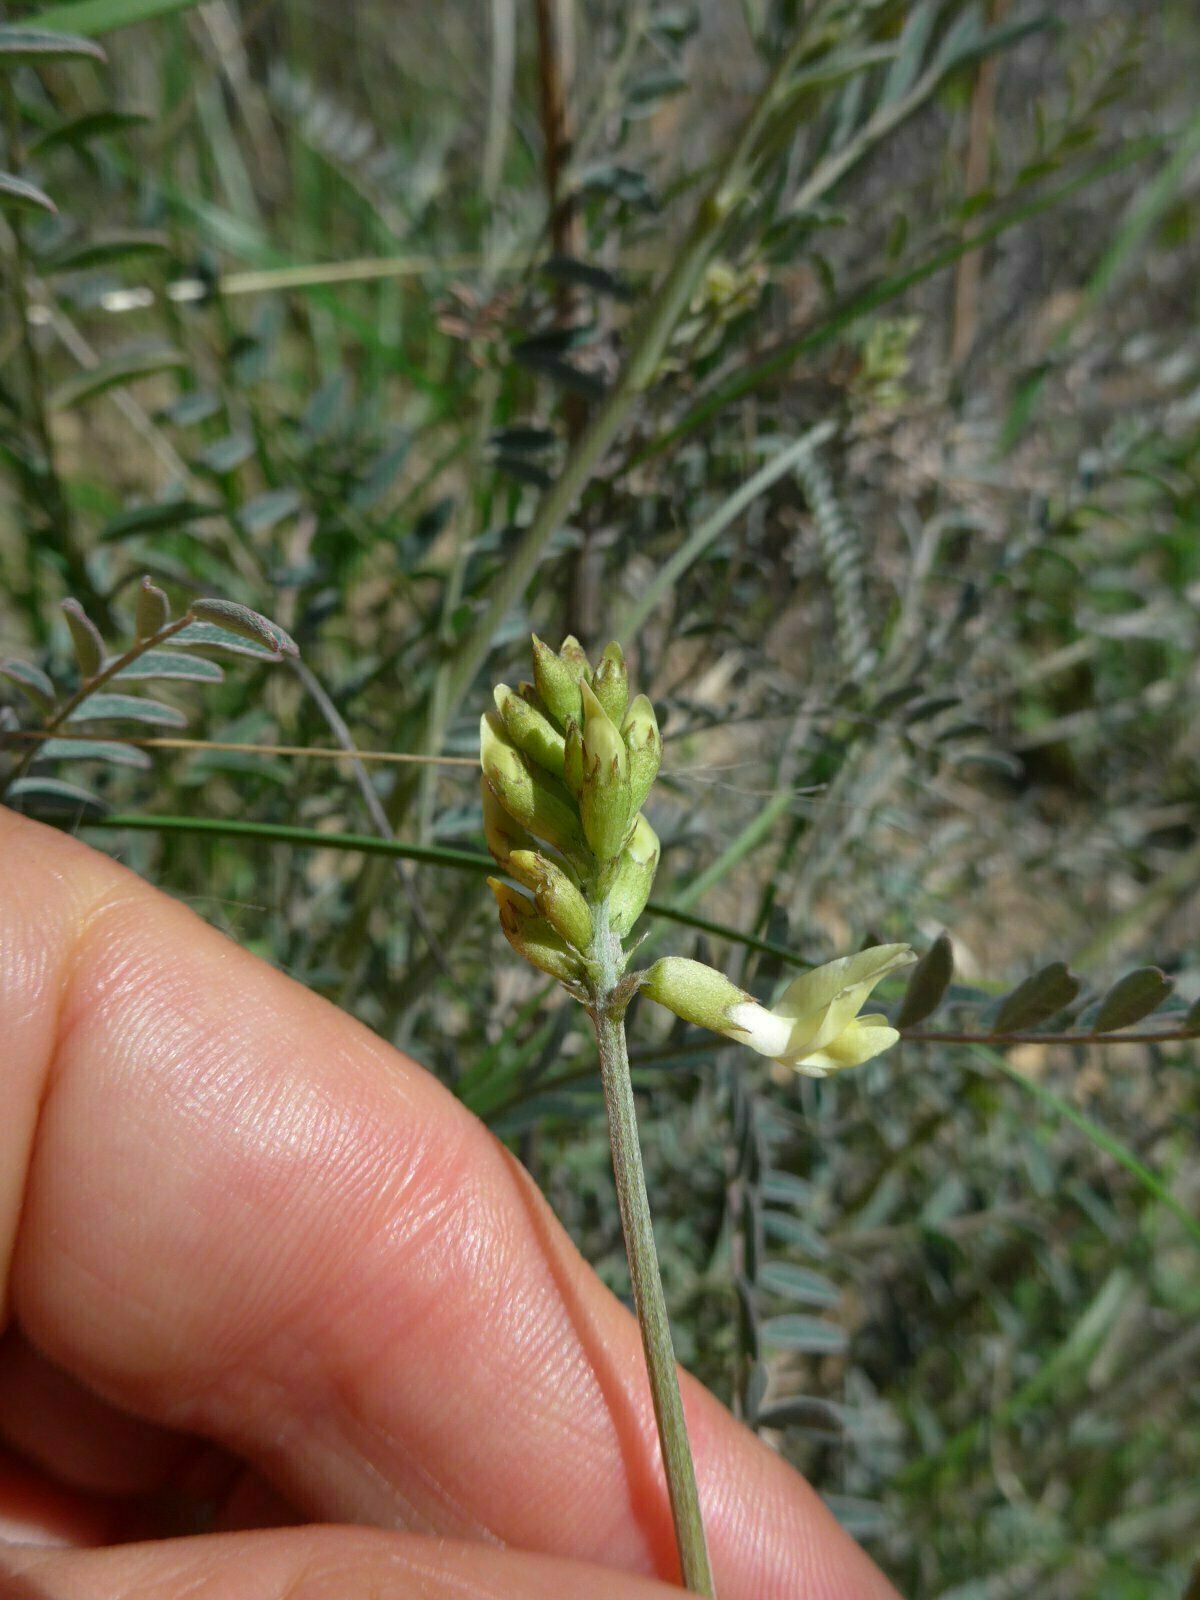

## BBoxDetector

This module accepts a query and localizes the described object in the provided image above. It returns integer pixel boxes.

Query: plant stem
[590,910,714,1595]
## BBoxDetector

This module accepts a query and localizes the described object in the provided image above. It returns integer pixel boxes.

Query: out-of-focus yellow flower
[641,944,914,1077]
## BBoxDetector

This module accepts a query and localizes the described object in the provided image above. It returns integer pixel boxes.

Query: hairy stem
[590,907,714,1595]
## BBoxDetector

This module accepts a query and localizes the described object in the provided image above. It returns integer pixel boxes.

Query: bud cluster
[481,636,662,988]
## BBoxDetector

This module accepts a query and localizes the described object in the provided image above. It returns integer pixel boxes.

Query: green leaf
[6,776,107,818]
[896,933,954,1028]
[494,454,553,490]
[1093,967,1175,1033]
[755,1396,842,1430]
[167,622,280,661]
[0,24,106,59]
[28,110,150,158]
[903,695,960,725]
[0,171,57,215]
[758,1263,841,1308]
[196,431,254,474]
[348,435,413,510]
[1186,998,1200,1033]
[759,1171,814,1207]
[37,737,152,769]
[0,659,56,711]
[61,598,104,677]
[763,1211,830,1258]
[98,498,221,543]
[32,0,205,37]
[541,255,633,301]
[178,748,293,788]
[937,14,1053,77]
[159,389,220,427]
[237,488,303,534]
[489,426,558,455]
[134,578,170,640]
[993,961,1081,1033]
[879,0,937,107]
[761,1314,847,1354]
[68,693,185,728]
[50,342,186,411]
[40,230,171,274]
[112,650,224,683]
[185,601,299,658]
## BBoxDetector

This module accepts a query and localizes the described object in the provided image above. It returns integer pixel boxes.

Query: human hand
[0,809,899,1598]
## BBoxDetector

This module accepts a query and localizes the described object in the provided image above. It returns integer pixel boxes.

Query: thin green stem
[4,614,194,793]
[590,908,714,1595]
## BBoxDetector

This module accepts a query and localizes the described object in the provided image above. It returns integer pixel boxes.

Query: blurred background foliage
[1,1,1198,1594]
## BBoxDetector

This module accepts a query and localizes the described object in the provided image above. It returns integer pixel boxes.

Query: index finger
[0,809,898,1598]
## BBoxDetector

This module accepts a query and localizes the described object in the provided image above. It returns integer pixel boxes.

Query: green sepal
[480,712,585,857]
[494,683,566,778]
[488,878,587,986]
[593,641,629,725]
[579,682,632,862]
[622,693,662,813]
[531,634,584,729]
[480,775,536,868]
[609,814,660,935]
[563,717,584,797]
[508,849,593,950]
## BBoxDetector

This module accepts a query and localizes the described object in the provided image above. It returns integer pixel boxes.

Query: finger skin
[0,1525,700,1599]
[0,809,899,1598]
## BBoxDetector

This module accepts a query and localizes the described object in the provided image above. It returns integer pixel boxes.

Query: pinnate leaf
[993,961,1080,1033]
[41,231,171,274]
[0,25,106,59]
[62,599,105,678]
[112,650,223,684]
[98,499,221,543]
[37,737,151,769]
[186,601,298,658]
[758,1263,841,1309]
[6,776,107,818]
[51,342,186,411]
[29,110,150,158]
[1094,967,1175,1033]
[896,933,954,1028]
[761,1314,848,1354]
[135,578,171,640]
[0,172,57,215]
[0,659,57,712]
[68,694,185,728]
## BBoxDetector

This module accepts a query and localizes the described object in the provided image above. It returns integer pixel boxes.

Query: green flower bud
[641,956,752,1035]
[480,712,585,858]
[508,849,593,951]
[593,642,629,726]
[531,634,583,729]
[579,681,631,862]
[488,878,586,986]
[481,775,535,868]
[559,634,593,684]
[494,683,566,778]
[609,814,660,935]
[563,717,584,798]
[517,680,549,713]
[622,693,662,814]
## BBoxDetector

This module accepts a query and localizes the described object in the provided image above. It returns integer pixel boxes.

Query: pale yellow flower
[642,944,914,1078]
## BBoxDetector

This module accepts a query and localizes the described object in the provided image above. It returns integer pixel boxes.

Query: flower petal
[774,944,914,1051]
[726,1000,795,1058]
[789,1017,901,1076]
